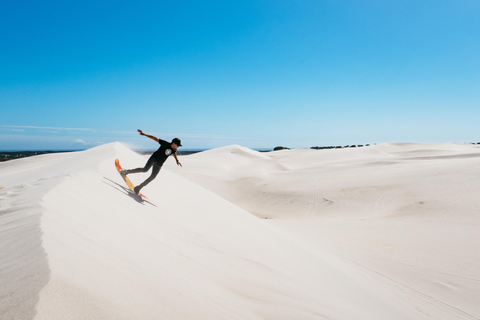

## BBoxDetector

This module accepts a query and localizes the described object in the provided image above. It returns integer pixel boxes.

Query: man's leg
[134,163,162,194]
[124,155,155,175]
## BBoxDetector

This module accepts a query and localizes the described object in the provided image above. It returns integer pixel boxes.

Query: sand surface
[1,142,479,319]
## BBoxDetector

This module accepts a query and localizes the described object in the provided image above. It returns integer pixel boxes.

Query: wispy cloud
[0,125,254,144]
[0,125,96,132]
[103,130,137,135]
[73,139,87,145]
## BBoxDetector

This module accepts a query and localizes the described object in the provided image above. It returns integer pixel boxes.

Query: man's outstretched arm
[137,129,159,143]
[173,153,182,167]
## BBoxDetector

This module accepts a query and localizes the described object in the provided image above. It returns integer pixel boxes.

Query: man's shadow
[103,177,157,207]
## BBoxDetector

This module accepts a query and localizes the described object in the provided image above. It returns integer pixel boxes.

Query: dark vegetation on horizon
[277,142,480,151]
[0,150,208,162]
[311,144,371,149]
[274,144,372,151]
[0,150,77,162]
[309,142,480,150]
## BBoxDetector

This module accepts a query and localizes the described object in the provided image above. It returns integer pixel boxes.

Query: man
[121,129,182,194]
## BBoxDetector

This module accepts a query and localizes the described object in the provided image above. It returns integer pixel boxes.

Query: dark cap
[172,138,182,147]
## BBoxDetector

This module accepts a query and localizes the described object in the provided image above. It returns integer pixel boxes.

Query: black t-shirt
[152,139,176,165]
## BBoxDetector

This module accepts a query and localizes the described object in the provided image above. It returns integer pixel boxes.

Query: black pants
[126,155,162,189]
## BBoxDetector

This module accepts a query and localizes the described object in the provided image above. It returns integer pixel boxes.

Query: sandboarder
[121,129,182,194]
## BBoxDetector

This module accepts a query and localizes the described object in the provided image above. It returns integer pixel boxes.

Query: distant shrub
[274,146,290,151]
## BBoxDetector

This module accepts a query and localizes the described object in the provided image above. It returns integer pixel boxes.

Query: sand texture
[1,142,479,319]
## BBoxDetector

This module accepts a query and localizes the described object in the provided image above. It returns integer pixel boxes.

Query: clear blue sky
[1,0,479,150]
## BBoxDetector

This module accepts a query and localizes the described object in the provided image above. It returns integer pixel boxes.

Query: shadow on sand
[103,177,157,207]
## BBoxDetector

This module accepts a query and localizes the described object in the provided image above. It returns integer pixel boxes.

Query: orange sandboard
[115,159,147,199]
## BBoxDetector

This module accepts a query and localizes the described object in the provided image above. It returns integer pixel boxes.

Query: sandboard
[115,159,147,199]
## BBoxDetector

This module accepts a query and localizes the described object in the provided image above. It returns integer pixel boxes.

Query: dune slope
[170,143,480,319]
[1,142,479,319]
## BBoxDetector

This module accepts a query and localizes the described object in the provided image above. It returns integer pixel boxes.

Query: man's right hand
[137,129,144,135]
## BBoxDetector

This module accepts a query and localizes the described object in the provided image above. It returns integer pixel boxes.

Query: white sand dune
[170,143,480,222]
[1,142,479,319]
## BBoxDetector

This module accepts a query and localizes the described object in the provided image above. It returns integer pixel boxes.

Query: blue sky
[1,0,479,150]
